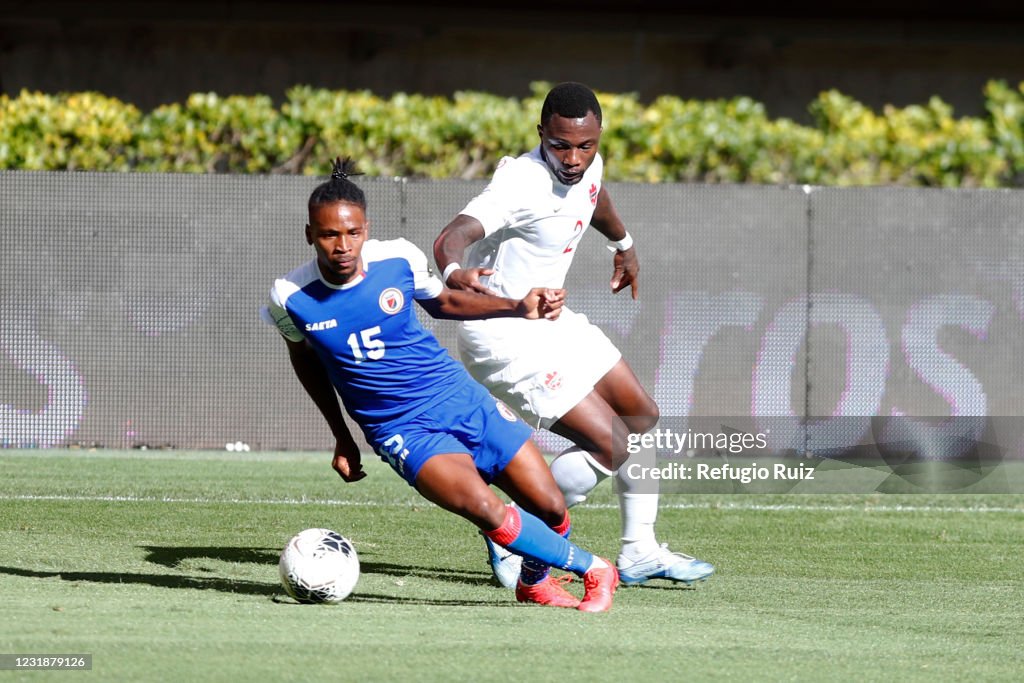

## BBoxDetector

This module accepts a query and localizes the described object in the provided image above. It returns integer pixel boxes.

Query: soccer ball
[279,528,360,604]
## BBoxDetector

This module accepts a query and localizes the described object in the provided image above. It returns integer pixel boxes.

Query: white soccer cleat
[616,543,715,586]
[481,533,523,589]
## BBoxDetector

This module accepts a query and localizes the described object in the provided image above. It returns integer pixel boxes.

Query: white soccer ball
[279,528,360,604]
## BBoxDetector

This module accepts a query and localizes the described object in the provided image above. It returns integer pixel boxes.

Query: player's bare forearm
[285,339,366,482]
[418,288,564,321]
[590,187,628,241]
[434,215,483,271]
[285,339,350,443]
[433,215,496,293]
[591,187,640,299]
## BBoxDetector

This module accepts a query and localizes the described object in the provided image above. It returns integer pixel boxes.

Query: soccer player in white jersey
[433,82,715,588]
[263,157,618,612]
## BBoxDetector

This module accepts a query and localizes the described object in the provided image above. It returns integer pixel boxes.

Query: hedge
[2,80,1023,187]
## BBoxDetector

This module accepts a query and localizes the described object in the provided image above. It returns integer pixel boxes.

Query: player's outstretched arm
[591,187,640,300]
[417,287,565,321]
[285,338,366,482]
[433,214,497,294]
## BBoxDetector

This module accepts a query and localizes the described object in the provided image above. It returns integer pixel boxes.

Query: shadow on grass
[275,593,517,607]
[143,546,279,568]
[0,544,505,605]
[0,564,512,607]
[141,546,499,588]
[0,563,279,596]
[358,561,499,588]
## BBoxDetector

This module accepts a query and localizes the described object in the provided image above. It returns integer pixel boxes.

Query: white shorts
[456,306,621,429]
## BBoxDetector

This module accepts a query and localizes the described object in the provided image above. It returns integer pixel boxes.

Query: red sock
[551,510,571,538]
[483,505,522,547]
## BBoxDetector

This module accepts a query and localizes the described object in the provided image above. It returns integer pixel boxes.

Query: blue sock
[484,506,592,577]
[520,510,572,585]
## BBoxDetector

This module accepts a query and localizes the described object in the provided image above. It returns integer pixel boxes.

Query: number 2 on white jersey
[346,326,385,363]
[563,220,585,254]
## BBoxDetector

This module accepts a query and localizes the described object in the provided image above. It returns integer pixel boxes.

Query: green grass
[1,449,1022,682]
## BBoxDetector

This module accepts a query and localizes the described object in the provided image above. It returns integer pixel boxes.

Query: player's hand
[446,267,498,296]
[518,287,566,320]
[332,441,367,483]
[611,247,639,299]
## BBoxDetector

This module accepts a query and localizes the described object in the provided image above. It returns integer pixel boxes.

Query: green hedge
[2,80,1023,187]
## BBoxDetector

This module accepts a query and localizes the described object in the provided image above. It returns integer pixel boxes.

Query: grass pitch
[1,449,1022,682]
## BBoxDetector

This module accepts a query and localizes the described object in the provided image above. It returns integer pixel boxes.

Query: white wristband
[606,232,634,252]
[441,262,461,283]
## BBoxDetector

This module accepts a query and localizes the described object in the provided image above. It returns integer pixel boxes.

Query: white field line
[1,493,1021,514]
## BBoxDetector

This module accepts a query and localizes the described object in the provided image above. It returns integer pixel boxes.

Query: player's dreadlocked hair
[308,156,366,209]
[540,82,602,125]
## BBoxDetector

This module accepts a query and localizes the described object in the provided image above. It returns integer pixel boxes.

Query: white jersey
[459,146,604,300]
[454,148,619,427]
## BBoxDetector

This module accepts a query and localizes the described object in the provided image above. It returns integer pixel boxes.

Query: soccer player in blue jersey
[263,157,618,612]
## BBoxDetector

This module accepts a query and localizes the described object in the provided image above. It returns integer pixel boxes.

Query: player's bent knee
[531,490,568,526]
[459,495,508,531]
[623,404,659,435]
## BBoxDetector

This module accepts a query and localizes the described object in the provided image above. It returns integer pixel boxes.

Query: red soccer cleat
[578,561,619,613]
[515,573,580,609]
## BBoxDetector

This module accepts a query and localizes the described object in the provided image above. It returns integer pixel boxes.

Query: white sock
[617,493,660,559]
[614,444,661,559]
[585,555,609,573]
[549,446,610,507]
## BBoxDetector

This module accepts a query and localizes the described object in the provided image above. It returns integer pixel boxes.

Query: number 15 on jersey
[347,326,385,363]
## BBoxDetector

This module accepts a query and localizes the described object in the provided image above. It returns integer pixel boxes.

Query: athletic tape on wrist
[441,262,461,283]
[606,232,634,252]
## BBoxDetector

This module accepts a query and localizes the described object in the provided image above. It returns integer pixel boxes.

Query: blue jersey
[263,238,470,429]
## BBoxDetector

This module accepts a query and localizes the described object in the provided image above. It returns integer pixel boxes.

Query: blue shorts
[364,381,533,487]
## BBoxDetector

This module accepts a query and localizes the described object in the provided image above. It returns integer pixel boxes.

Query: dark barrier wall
[1,172,1022,453]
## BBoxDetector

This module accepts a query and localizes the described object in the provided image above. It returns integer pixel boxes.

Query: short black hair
[540,82,602,125]
[308,157,366,210]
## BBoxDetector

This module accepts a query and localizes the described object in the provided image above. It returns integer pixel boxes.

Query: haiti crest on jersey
[379,287,404,314]
[589,183,598,205]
